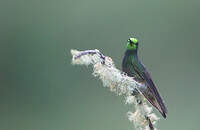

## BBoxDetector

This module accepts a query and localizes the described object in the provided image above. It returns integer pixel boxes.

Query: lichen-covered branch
[71,49,159,130]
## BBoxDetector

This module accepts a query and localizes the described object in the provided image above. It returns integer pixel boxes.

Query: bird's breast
[122,55,144,82]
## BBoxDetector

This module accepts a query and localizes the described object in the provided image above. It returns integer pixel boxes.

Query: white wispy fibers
[71,49,160,130]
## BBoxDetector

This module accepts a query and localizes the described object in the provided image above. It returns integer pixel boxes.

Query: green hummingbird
[122,37,167,118]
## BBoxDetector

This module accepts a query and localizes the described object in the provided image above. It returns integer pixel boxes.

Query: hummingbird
[122,37,167,118]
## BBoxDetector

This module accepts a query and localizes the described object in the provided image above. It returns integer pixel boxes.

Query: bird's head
[126,37,139,50]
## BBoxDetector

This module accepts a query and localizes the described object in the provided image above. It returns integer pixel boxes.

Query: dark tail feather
[162,111,167,119]
[139,86,167,119]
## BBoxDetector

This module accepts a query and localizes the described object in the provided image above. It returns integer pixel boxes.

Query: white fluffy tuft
[71,49,160,130]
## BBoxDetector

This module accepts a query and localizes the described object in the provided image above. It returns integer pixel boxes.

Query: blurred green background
[0,0,200,130]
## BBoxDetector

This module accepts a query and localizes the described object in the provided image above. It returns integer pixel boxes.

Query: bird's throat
[125,49,138,57]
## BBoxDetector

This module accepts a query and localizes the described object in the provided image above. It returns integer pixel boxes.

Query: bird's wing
[131,59,167,118]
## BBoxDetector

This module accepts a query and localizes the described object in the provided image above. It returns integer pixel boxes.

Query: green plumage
[122,51,144,82]
[122,38,167,118]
